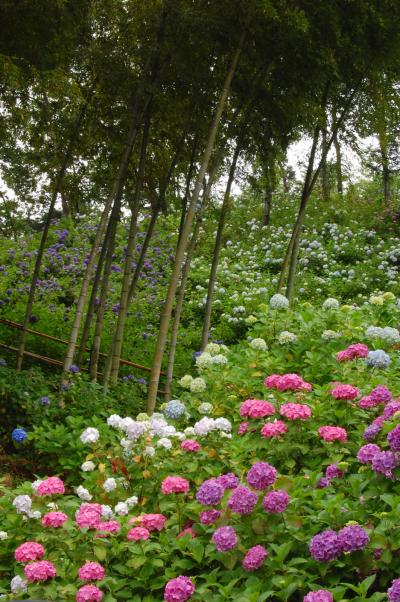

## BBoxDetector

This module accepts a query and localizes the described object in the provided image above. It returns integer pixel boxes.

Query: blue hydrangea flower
[0,359,7,367]
[366,350,391,369]
[69,364,80,374]
[164,400,186,420]
[12,428,27,442]
[40,396,50,405]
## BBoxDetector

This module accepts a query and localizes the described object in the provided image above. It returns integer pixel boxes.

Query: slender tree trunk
[332,111,343,195]
[379,134,390,203]
[16,81,94,371]
[178,134,198,244]
[321,127,330,201]
[105,110,151,386]
[88,198,121,380]
[200,142,241,350]
[127,204,160,302]
[146,33,245,414]
[262,175,272,226]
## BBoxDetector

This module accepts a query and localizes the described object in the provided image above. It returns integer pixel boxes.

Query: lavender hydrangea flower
[303,591,333,602]
[363,423,381,441]
[388,579,400,602]
[316,477,331,489]
[384,401,400,419]
[371,450,398,478]
[388,424,400,451]
[262,490,290,513]
[196,479,224,506]
[370,385,391,404]
[325,464,343,479]
[216,473,239,490]
[242,545,268,571]
[164,400,186,420]
[338,525,369,552]
[309,530,342,562]
[357,444,380,464]
[228,486,258,515]
[212,526,238,551]
[366,350,391,369]
[246,462,277,490]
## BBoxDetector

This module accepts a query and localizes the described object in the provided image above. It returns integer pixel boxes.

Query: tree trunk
[332,111,343,195]
[127,203,160,303]
[104,109,151,386]
[177,134,198,244]
[379,133,390,203]
[200,141,241,350]
[88,197,121,380]
[321,127,330,201]
[146,32,245,414]
[262,181,272,226]
[16,81,94,371]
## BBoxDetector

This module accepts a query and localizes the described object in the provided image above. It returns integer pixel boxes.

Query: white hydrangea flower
[322,330,341,340]
[12,495,32,514]
[278,331,298,344]
[196,352,213,368]
[81,461,96,472]
[120,438,133,450]
[101,505,113,519]
[47,502,57,510]
[269,294,289,309]
[198,403,213,415]
[149,417,170,437]
[126,496,138,508]
[76,486,92,501]
[157,437,172,449]
[190,377,207,393]
[204,342,220,356]
[249,338,267,351]
[246,315,258,325]
[143,446,155,457]
[383,326,400,344]
[27,510,42,520]
[103,478,117,492]
[0,531,8,540]
[322,298,340,309]
[114,502,129,516]
[124,420,148,441]
[179,374,194,389]
[31,479,43,494]
[107,414,123,428]
[80,427,100,444]
[211,354,228,365]
[194,417,216,436]
[369,295,384,306]
[11,575,27,594]
[214,417,232,432]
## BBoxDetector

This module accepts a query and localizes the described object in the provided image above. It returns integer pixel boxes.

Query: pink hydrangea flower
[303,590,333,602]
[76,584,104,602]
[164,576,195,602]
[331,384,360,400]
[180,440,200,453]
[24,560,56,582]
[127,527,150,541]
[264,374,282,388]
[15,541,45,562]
[242,545,268,571]
[358,395,380,409]
[261,420,287,438]
[265,373,312,391]
[318,426,348,442]
[161,476,190,495]
[177,527,197,538]
[42,511,68,528]
[96,520,120,537]
[238,422,250,435]
[240,399,275,419]
[336,343,368,362]
[140,514,167,531]
[78,562,105,582]
[76,503,102,529]
[199,509,221,525]
[37,476,65,496]
[280,403,312,420]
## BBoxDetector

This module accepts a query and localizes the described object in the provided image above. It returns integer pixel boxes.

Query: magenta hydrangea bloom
[96,520,120,537]
[371,450,398,478]
[15,541,45,562]
[164,576,195,602]
[318,426,347,442]
[325,464,343,479]
[78,562,105,582]
[76,584,104,602]
[127,527,150,541]
[24,560,56,582]
[357,444,380,464]
[303,590,333,602]
[181,440,200,453]
[331,384,360,400]
[264,373,311,391]
[76,503,102,529]
[216,473,239,490]
[261,420,287,438]
[363,423,381,441]
[161,476,190,495]
[336,343,368,362]
[280,403,312,420]
[388,424,400,451]
[37,476,65,496]
[338,525,369,552]
[383,401,400,419]
[42,511,68,528]
[228,486,258,514]
[309,529,342,562]
[141,514,167,531]
[358,395,380,409]
[316,477,331,489]
[238,422,250,435]
[199,509,221,525]
[247,462,277,490]
[262,490,290,513]
[196,478,224,506]
[242,545,268,571]
[370,385,391,404]
[212,526,238,551]
[388,579,400,602]
[240,399,275,419]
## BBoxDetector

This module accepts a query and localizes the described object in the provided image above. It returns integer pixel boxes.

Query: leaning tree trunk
[16,81,95,371]
[321,126,330,201]
[177,134,198,244]
[104,110,150,386]
[200,141,241,350]
[146,32,245,414]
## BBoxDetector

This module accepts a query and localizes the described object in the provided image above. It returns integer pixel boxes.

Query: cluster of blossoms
[317,463,344,489]
[322,298,340,310]
[280,403,312,420]
[278,330,298,344]
[331,384,360,400]
[269,293,289,309]
[304,590,333,602]
[358,385,392,409]
[318,426,348,442]
[309,525,369,562]
[366,349,391,369]
[249,337,268,351]
[240,398,275,419]
[264,373,312,391]
[336,343,368,362]
[365,325,400,344]
[164,576,195,602]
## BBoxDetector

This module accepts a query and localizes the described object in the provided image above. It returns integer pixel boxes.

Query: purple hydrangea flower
[357,444,381,464]
[212,526,237,551]
[242,545,268,571]
[246,462,277,490]
[388,424,400,451]
[325,464,343,479]
[388,579,400,602]
[69,364,79,374]
[363,423,381,441]
[196,479,224,506]
[309,530,342,562]
[372,450,398,478]
[303,591,333,602]
[262,490,290,513]
[384,402,400,419]
[338,525,369,552]
[199,509,221,525]
[228,486,258,515]
[370,385,391,404]
[216,473,239,490]
[316,477,331,489]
